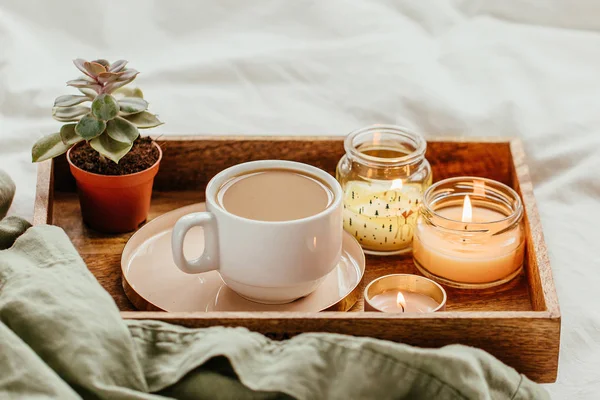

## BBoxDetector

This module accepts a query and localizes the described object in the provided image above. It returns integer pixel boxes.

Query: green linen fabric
[0,171,548,400]
[0,171,16,220]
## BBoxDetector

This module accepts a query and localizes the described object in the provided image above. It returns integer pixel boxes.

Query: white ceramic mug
[171,160,343,304]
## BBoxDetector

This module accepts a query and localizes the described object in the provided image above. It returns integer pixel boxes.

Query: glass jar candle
[336,125,432,255]
[413,177,525,289]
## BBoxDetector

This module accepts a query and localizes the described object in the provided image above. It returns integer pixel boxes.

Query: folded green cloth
[0,171,30,250]
[0,170,547,399]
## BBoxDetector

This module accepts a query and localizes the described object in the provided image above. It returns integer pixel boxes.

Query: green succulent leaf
[103,78,135,94]
[84,61,106,77]
[53,116,82,123]
[91,94,120,121]
[89,133,133,164]
[32,132,71,162]
[67,79,101,92]
[118,69,139,81]
[78,87,98,98]
[123,111,163,129]
[97,71,123,85]
[92,59,110,68]
[80,74,97,83]
[59,124,83,145]
[66,79,94,87]
[106,117,140,144]
[75,113,107,140]
[113,87,144,99]
[54,95,89,107]
[109,60,128,73]
[118,97,148,115]
[73,59,91,76]
[52,106,90,122]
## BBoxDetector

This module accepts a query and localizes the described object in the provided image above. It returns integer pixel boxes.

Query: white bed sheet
[1,1,599,397]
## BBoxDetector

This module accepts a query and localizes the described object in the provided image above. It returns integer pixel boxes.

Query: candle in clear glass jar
[336,125,432,255]
[413,178,525,289]
[342,179,422,251]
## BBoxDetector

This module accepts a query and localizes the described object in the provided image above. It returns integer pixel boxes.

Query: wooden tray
[34,136,560,383]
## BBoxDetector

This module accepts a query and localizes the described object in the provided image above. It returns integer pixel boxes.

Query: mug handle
[171,212,219,274]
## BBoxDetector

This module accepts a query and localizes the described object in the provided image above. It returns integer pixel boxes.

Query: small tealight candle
[364,274,446,313]
[413,177,525,289]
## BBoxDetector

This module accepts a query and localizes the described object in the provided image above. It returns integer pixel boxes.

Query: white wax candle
[342,180,422,251]
[413,205,524,284]
[368,290,440,313]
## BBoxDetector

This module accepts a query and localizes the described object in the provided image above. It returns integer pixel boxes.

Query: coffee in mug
[171,160,343,304]
[217,169,334,222]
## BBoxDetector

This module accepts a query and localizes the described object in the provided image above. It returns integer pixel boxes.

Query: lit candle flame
[396,292,406,312]
[390,179,403,190]
[462,194,472,223]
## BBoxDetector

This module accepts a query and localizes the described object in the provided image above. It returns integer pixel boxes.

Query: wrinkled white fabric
[1,1,599,397]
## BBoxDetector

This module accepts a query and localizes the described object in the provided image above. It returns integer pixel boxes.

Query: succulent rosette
[32,59,163,163]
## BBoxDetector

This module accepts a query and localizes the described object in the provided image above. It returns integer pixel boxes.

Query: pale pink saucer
[121,203,365,312]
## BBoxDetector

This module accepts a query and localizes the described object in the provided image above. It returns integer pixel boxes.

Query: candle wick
[400,303,405,312]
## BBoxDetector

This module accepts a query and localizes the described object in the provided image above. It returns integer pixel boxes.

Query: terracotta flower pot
[67,142,162,233]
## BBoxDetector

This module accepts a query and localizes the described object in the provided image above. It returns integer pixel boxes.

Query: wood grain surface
[34,136,560,383]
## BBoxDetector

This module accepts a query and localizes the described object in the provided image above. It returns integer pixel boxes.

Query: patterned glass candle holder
[336,125,432,255]
[413,177,525,289]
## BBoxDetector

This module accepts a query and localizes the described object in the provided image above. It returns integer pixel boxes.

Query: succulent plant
[32,58,163,164]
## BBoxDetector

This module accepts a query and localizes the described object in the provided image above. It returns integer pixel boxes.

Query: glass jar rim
[421,176,523,232]
[344,124,427,167]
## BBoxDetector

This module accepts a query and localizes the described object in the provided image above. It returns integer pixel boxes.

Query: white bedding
[1,1,599,397]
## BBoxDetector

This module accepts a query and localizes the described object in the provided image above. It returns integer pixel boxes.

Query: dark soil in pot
[70,137,159,175]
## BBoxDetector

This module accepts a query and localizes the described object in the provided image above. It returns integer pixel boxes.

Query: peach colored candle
[413,195,524,285]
